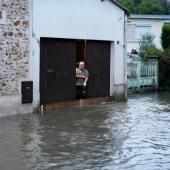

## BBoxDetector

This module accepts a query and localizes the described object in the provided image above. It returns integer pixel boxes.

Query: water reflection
[0,91,170,170]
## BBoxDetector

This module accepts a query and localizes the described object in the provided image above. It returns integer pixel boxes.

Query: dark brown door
[40,38,76,104]
[85,40,110,98]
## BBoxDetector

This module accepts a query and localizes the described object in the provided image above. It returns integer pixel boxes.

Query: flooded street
[0,92,170,170]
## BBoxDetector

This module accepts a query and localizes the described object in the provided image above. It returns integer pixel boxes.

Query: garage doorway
[85,40,110,98]
[40,38,77,105]
[40,38,111,105]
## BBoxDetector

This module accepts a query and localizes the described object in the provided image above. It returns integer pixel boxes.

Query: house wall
[0,0,32,116]
[127,18,170,53]
[0,0,127,116]
[31,0,127,106]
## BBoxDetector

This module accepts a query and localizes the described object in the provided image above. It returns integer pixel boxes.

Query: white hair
[79,61,85,65]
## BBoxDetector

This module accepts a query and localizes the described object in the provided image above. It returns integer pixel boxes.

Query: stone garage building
[0,0,129,116]
[0,0,30,116]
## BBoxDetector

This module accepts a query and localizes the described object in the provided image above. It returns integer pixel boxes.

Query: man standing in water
[76,61,89,99]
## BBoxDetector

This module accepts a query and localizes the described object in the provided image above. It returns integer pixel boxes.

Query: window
[135,25,151,40]
[164,22,170,26]
[127,24,136,41]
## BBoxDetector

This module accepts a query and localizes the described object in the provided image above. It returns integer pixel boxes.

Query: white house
[0,0,129,116]
[127,15,170,53]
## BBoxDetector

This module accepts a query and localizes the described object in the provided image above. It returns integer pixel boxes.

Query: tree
[117,0,168,14]
[136,0,166,14]
[138,33,156,59]
[160,0,170,14]
[117,0,135,12]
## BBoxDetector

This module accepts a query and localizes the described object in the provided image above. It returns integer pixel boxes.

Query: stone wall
[0,0,30,95]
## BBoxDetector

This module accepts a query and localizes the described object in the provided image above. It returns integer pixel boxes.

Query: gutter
[128,15,170,20]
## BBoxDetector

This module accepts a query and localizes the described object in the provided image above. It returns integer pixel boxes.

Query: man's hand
[83,81,87,86]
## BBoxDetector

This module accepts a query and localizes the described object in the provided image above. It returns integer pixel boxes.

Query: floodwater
[0,92,170,170]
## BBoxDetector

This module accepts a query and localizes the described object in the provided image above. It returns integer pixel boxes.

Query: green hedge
[159,49,170,89]
[161,25,170,49]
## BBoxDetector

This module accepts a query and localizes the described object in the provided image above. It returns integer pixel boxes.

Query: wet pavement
[0,91,170,170]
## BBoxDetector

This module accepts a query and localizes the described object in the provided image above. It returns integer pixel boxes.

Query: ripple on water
[0,92,170,170]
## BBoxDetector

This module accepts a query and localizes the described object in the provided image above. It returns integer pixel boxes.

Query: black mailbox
[21,81,33,104]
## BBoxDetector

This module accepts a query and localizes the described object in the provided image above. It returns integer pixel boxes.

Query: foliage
[117,0,136,13]
[138,33,156,59]
[144,47,162,59]
[159,48,170,88]
[117,0,169,14]
[137,0,166,14]
[161,24,170,49]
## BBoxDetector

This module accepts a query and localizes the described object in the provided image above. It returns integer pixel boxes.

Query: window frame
[135,24,152,40]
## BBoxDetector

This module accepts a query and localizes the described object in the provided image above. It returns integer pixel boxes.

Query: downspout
[31,0,42,112]
[124,12,128,100]
[31,0,33,38]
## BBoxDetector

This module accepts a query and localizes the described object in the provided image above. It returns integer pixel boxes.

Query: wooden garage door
[85,40,110,98]
[40,38,76,104]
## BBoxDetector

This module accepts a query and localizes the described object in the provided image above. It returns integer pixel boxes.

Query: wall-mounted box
[21,81,33,104]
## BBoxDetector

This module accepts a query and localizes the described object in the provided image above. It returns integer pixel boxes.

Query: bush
[159,48,170,88]
[144,47,162,59]
[161,24,170,49]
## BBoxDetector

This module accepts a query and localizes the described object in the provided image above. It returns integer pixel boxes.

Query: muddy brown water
[0,91,170,170]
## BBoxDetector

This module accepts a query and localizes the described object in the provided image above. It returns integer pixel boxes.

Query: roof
[129,14,170,20]
[102,0,130,15]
